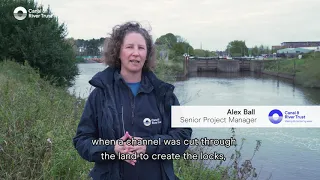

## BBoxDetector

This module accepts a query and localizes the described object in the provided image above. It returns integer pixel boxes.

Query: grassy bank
[263,52,320,88]
[153,59,184,82]
[0,60,92,179]
[0,60,263,180]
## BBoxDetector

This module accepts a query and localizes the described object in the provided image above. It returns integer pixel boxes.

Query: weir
[183,57,265,75]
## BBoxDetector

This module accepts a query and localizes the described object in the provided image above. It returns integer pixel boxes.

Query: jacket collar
[89,66,174,95]
[113,69,153,94]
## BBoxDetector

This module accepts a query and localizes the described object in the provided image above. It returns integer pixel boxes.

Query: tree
[0,0,79,87]
[86,38,100,56]
[251,46,259,56]
[155,33,177,48]
[193,49,216,57]
[155,33,194,58]
[194,49,206,57]
[66,38,78,55]
[226,40,249,57]
[175,35,186,43]
[74,38,106,56]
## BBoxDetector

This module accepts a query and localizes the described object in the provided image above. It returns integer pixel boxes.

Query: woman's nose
[132,47,139,56]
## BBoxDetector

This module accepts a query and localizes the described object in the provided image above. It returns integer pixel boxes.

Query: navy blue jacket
[73,67,192,180]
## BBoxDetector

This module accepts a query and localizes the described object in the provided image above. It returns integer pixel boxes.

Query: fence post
[293,58,296,82]
[277,58,279,76]
[294,58,296,74]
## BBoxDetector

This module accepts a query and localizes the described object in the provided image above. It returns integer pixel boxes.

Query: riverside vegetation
[263,52,320,88]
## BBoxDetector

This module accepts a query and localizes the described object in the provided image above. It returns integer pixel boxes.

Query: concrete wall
[187,60,198,73]
[217,60,240,72]
[183,58,296,82]
[186,59,278,74]
[240,60,251,71]
[250,61,264,72]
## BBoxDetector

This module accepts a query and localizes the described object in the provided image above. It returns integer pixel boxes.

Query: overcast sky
[38,0,320,51]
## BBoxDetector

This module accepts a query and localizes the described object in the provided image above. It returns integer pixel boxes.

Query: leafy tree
[155,33,194,57]
[193,49,217,57]
[74,38,105,56]
[86,38,100,56]
[194,49,206,57]
[155,33,177,48]
[66,38,78,55]
[250,45,272,56]
[0,0,79,87]
[226,40,249,57]
[251,46,259,56]
[175,35,186,43]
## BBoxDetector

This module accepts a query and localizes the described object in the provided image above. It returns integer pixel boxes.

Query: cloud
[38,0,320,50]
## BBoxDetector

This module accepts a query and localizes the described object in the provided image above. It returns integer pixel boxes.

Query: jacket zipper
[121,105,125,135]
[124,82,138,128]
[127,87,135,125]
[131,96,135,125]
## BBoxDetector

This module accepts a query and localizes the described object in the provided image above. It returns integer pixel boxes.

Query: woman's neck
[120,70,142,83]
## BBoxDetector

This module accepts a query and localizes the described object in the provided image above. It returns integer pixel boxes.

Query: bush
[295,54,320,88]
[76,57,86,63]
[173,128,266,180]
[0,0,79,87]
[153,59,183,82]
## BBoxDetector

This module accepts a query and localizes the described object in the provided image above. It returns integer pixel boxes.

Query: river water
[69,63,320,180]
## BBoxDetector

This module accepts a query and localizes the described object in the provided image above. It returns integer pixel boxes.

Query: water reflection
[175,71,320,105]
[174,71,320,180]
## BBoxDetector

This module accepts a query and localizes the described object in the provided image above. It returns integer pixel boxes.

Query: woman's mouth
[129,60,140,64]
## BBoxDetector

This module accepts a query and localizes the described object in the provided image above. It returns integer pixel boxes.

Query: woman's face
[119,32,147,74]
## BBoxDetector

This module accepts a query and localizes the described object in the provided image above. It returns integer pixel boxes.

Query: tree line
[67,38,106,57]
[69,37,273,59]
[68,33,217,59]
[226,40,274,57]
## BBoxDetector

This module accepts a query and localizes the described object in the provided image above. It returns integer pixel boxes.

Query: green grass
[0,60,92,179]
[263,58,306,74]
[0,60,265,180]
[262,52,320,88]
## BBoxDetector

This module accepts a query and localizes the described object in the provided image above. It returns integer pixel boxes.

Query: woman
[73,21,192,180]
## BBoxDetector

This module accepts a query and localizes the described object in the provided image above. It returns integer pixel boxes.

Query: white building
[78,46,86,52]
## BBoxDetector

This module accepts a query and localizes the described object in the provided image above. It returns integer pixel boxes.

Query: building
[98,45,103,53]
[277,47,314,55]
[280,41,320,48]
[272,46,282,51]
[78,46,86,53]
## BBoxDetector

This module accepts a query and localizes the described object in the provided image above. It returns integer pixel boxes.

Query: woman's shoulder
[86,87,104,102]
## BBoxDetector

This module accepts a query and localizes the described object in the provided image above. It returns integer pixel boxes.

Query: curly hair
[103,21,156,71]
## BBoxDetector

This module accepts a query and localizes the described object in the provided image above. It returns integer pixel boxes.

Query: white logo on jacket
[143,118,151,126]
[143,118,161,126]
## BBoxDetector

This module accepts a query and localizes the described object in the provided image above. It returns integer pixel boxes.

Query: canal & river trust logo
[13,6,27,20]
[13,6,54,20]
[268,109,283,124]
